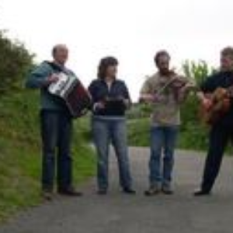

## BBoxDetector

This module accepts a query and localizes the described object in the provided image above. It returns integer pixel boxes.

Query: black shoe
[194,189,211,196]
[97,189,107,195]
[58,187,83,197]
[162,187,174,195]
[123,188,136,195]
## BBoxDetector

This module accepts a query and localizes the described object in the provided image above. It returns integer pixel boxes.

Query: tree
[179,60,214,149]
[182,60,213,85]
[0,31,34,95]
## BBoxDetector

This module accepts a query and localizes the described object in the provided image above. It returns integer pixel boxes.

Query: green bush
[0,31,34,94]
[180,60,213,150]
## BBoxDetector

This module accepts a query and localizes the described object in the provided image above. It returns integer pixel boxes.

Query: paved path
[0,148,233,233]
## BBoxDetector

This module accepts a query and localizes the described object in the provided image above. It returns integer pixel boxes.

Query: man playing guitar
[195,47,233,196]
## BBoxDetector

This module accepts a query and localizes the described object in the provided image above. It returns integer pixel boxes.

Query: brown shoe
[42,190,53,201]
[144,186,161,196]
[58,187,83,197]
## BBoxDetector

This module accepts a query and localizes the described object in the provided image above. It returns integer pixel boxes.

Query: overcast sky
[1,0,233,100]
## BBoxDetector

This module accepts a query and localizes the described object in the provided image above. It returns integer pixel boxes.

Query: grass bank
[0,91,95,222]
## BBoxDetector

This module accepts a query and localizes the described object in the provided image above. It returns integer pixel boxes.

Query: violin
[159,70,194,91]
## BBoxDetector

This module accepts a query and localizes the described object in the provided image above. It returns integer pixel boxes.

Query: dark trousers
[40,110,73,191]
[201,124,233,192]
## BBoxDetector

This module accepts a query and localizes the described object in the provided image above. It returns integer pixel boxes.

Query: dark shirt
[88,79,131,117]
[200,71,233,127]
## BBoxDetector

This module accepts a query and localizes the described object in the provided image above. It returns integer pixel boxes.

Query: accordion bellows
[48,72,92,117]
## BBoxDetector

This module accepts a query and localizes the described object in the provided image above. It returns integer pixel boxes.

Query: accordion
[48,72,92,118]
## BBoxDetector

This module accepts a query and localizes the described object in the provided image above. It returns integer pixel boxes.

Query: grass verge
[0,91,95,222]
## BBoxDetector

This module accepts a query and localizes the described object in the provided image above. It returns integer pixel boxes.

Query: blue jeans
[149,125,179,187]
[92,117,132,191]
[40,110,73,191]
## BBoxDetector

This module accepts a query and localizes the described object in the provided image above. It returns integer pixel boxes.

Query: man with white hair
[26,44,82,200]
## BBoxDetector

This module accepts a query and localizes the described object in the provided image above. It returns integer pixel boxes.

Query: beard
[159,68,170,76]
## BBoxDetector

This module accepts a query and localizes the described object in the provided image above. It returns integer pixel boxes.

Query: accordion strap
[45,61,73,77]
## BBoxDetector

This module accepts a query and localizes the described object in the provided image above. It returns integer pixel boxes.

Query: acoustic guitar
[201,86,233,125]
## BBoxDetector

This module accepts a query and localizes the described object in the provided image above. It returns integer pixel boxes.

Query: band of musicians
[26,44,233,200]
